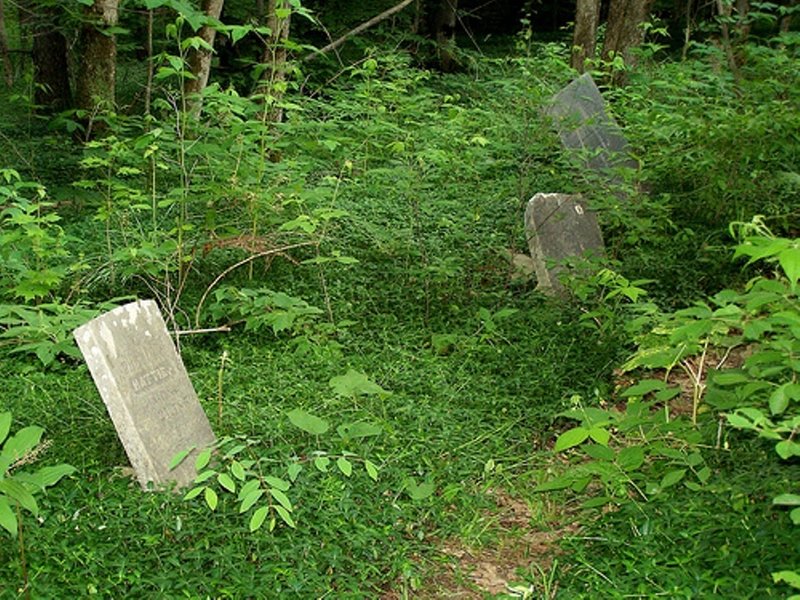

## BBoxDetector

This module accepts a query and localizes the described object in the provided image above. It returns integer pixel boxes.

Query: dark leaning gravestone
[545,73,638,178]
[525,193,605,295]
[74,300,215,490]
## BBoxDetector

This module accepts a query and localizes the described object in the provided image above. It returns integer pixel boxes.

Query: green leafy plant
[0,412,75,536]
[0,169,74,302]
[536,396,710,509]
[176,372,384,533]
[540,218,799,592]
[205,286,324,335]
[0,412,75,592]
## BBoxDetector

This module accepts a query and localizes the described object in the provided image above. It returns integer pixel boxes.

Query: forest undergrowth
[0,32,799,599]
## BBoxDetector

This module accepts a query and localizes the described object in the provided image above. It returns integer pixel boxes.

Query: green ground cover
[1,37,798,598]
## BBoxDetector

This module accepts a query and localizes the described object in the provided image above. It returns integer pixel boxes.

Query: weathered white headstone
[525,193,605,295]
[546,73,638,177]
[74,300,215,490]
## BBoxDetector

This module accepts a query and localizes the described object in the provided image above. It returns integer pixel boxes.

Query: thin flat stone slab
[74,300,215,490]
[545,73,638,176]
[525,193,605,295]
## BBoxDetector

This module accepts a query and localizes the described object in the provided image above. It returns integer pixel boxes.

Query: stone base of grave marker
[525,193,605,295]
[74,300,215,490]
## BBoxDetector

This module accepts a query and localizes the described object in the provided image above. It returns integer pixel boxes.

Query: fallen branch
[304,0,415,61]
[173,325,231,337]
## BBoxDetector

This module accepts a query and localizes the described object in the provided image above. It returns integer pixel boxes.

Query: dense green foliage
[0,4,799,597]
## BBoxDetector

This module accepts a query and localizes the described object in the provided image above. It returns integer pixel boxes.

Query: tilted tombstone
[74,300,215,490]
[545,73,638,179]
[524,193,605,295]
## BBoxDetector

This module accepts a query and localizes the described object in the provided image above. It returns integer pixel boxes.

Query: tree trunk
[145,9,154,115]
[601,0,655,85]
[431,0,458,72]
[256,0,291,123]
[780,0,798,34]
[571,0,601,73]
[18,2,71,111]
[681,0,694,60]
[184,0,224,114]
[715,0,741,80]
[75,0,119,123]
[736,0,751,40]
[0,0,13,87]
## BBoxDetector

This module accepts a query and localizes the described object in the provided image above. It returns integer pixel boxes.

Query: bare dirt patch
[384,489,578,599]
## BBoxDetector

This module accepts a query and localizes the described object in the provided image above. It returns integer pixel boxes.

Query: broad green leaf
[264,476,290,492]
[3,426,44,462]
[0,413,11,446]
[534,474,575,492]
[183,485,205,501]
[222,444,247,459]
[778,247,800,286]
[554,427,589,452]
[270,488,293,512]
[217,473,236,493]
[588,427,610,446]
[237,479,260,501]
[239,489,263,513]
[743,319,772,340]
[660,469,686,489]
[286,408,329,435]
[249,506,269,532]
[275,505,296,528]
[622,379,666,397]
[726,413,756,429]
[773,570,800,589]
[0,479,38,516]
[194,469,216,484]
[169,448,192,470]
[16,464,76,489]
[584,444,614,461]
[287,463,302,482]
[329,370,389,398]
[204,487,218,511]
[617,446,645,471]
[313,456,330,472]
[405,478,435,501]
[336,457,352,477]
[776,440,800,460]
[195,448,212,471]
[570,476,591,493]
[712,372,749,386]
[364,460,379,482]
[0,496,17,537]
[336,422,382,439]
[770,384,790,415]
[230,461,246,481]
[773,493,800,506]
[687,452,704,467]
[581,496,613,509]
[654,387,681,402]
[792,508,800,526]
[696,467,712,483]
[227,25,251,45]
